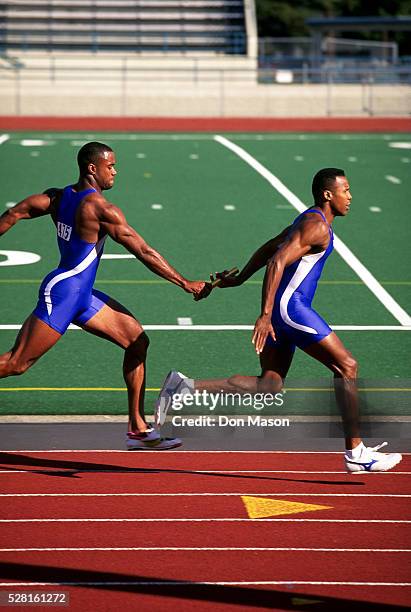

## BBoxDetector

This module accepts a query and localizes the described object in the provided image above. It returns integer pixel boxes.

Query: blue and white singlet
[267,208,333,350]
[33,185,110,334]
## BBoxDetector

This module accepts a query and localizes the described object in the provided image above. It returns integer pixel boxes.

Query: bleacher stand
[0,0,252,55]
[0,2,408,117]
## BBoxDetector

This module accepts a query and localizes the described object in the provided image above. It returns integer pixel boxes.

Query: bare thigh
[76,296,145,348]
[302,332,356,376]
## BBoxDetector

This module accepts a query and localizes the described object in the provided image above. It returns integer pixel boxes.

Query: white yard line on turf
[1,546,409,552]
[0,518,409,523]
[214,134,411,327]
[0,134,10,146]
[1,324,410,331]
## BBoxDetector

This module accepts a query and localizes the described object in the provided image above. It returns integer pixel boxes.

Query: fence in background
[1,56,410,117]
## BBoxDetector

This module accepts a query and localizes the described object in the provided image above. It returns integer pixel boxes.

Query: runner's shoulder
[297,212,329,244]
[82,192,124,223]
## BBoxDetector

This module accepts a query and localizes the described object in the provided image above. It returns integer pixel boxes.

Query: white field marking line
[1,324,410,331]
[0,134,10,146]
[1,546,409,553]
[385,175,402,184]
[1,581,410,587]
[1,470,410,475]
[1,519,410,524]
[177,317,193,326]
[214,134,411,327]
[1,493,409,497]
[101,254,134,260]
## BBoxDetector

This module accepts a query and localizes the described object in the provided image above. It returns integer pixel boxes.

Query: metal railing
[1,58,410,116]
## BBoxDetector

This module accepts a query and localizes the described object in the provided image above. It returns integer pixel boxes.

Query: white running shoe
[127,427,182,450]
[344,442,402,473]
[154,370,192,428]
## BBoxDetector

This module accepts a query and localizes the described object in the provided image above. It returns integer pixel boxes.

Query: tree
[255,0,411,54]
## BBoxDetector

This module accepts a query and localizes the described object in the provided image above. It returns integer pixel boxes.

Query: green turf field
[0,132,410,416]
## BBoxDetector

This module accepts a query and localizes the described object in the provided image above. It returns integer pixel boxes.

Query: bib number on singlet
[57,222,72,241]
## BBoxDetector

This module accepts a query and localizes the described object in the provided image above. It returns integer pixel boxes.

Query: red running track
[0,451,410,611]
[1,116,411,132]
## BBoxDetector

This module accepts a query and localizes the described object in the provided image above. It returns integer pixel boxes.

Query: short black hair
[312,168,345,203]
[77,141,113,173]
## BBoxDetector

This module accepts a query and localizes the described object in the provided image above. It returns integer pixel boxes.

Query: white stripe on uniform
[44,237,105,315]
[279,251,326,334]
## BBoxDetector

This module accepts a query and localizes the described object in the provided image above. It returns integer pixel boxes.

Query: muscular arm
[0,193,53,237]
[252,216,330,353]
[99,201,195,291]
[236,225,292,284]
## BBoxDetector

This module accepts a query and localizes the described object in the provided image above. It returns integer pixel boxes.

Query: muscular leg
[303,332,361,449]
[195,343,294,394]
[77,297,149,433]
[0,314,61,378]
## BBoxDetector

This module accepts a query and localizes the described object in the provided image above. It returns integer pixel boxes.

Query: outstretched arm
[99,201,205,295]
[236,225,292,284]
[0,193,53,237]
[252,219,330,353]
[211,225,293,289]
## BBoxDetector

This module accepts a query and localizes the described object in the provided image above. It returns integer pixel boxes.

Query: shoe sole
[345,455,402,473]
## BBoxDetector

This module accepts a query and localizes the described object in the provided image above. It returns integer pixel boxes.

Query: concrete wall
[0,53,409,117]
[1,81,409,117]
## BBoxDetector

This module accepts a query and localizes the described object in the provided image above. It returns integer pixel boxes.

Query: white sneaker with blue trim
[344,442,402,473]
[127,427,182,450]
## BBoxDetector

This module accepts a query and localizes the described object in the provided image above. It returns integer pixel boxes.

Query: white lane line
[1,547,408,553]
[1,493,409,497]
[1,581,409,587]
[1,518,409,523]
[369,207,382,213]
[214,135,411,326]
[1,325,410,331]
[224,204,236,211]
[151,203,163,210]
[3,450,410,454]
[385,175,402,184]
[1,470,409,475]
[0,134,10,146]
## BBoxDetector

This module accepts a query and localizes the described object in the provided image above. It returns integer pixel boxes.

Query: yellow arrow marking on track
[241,496,332,519]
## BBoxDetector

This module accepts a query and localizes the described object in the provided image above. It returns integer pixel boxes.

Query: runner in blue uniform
[0,142,206,449]
[157,168,402,471]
